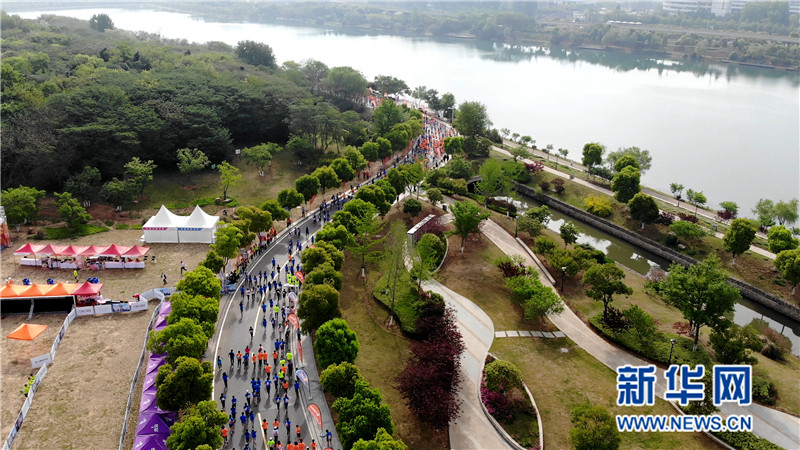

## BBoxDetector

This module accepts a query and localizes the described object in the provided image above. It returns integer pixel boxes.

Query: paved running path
[422,280,511,450]
[480,219,800,449]
[492,146,777,260]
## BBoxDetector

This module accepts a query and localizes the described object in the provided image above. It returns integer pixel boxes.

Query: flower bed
[480,356,540,449]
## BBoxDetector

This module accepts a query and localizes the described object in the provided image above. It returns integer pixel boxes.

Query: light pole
[668,338,677,365]
[560,266,567,293]
[514,214,519,238]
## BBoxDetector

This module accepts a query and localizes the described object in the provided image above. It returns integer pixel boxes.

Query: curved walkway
[480,218,800,450]
[422,279,511,450]
[492,145,776,260]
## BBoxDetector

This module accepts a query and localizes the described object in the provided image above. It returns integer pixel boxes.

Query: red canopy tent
[58,245,88,256]
[13,243,45,256]
[77,245,106,257]
[121,246,150,258]
[36,244,68,255]
[7,323,48,341]
[71,282,103,296]
[98,244,131,257]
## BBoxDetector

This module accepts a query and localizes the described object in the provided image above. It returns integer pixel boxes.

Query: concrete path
[480,219,800,449]
[422,279,512,450]
[492,146,776,260]
[495,330,565,338]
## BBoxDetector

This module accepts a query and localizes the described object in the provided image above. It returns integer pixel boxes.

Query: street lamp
[560,266,567,293]
[514,214,519,238]
[668,338,677,365]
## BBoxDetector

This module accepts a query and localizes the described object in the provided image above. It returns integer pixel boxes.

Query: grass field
[437,235,719,449]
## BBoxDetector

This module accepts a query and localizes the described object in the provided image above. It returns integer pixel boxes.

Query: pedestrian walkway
[492,145,776,260]
[480,218,800,450]
[494,330,566,338]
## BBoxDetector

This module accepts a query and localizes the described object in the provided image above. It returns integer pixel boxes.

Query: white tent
[178,206,220,244]
[142,205,180,243]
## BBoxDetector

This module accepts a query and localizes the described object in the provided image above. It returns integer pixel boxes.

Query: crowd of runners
[214,111,456,450]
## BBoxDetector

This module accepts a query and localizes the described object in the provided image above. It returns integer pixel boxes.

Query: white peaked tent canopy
[142,205,180,243]
[178,205,220,243]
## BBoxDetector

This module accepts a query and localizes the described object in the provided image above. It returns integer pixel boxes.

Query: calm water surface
[14,8,800,218]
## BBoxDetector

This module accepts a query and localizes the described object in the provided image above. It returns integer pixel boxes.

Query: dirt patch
[3,229,209,301]
[0,313,67,439]
[6,310,153,450]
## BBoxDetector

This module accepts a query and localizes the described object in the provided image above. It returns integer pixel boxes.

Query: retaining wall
[515,183,800,322]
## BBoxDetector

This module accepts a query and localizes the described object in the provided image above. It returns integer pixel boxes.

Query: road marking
[257,412,267,450]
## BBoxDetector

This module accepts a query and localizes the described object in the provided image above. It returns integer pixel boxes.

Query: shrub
[665,233,679,246]
[481,385,515,421]
[535,236,557,256]
[584,195,613,217]
[495,255,530,278]
[623,305,657,341]
[320,361,364,398]
[402,198,423,217]
[538,181,550,192]
[710,324,760,365]
[484,359,523,392]
[569,404,620,450]
[752,376,778,405]
[417,233,446,270]
[552,178,565,194]
[656,211,675,226]
[761,327,792,361]
[115,223,131,230]
[714,431,783,450]
[677,212,699,223]
[599,306,631,333]
[314,318,359,369]
[670,221,706,240]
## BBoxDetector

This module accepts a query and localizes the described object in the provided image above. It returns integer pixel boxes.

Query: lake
[12,7,799,219]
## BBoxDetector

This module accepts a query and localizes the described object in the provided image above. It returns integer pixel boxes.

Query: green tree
[295,174,321,204]
[451,201,490,253]
[175,266,222,301]
[345,146,369,172]
[752,198,776,228]
[477,159,510,204]
[167,292,219,339]
[686,189,707,215]
[148,318,208,363]
[166,401,226,450]
[612,155,639,173]
[611,166,640,203]
[346,201,385,273]
[155,356,213,411]
[0,186,45,230]
[261,199,289,221]
[312,166,341,194]
[320,362,364,398]
[386,168,408,197]
[333,380,394,449]
[623,305,658,341]
[217,161,241,200]
[235,40,276,67]
[518,205,551,239]
[582,263,632,319]
[768,225,799,253]
[176,148,210,184]
[286,135,321,165]
[326,66,368,99]
[719,201,739,218]
[359,141,380,163]
[331,158,356,184]
[628,193,659,229]
[443,136,464,156]
[211,226,244,267]
[403,198,422,217]
[559,221,580,248]
[373,75,409,97]
[124,157,157,198]
[277,188,304,219]
[314,318,360,370]
[710,324,761,365]
[509,145,531,163]
[669,221,706,242]
[774,199,798,226]
[65,166,102,206]
[607,146,652,174]
[453,101,490,137]
[304,261,343,290]
[569,404,621,450]
[54,192,92,230]
[352,428,407,450]
[236,206,272,233]
[372,99,405,136]
[670,183,685,205]
[661,256,740,350]
[301,246,335,273]
[775,249,800,295]
[376,137,393,166]
[426,188,443,207]
[100,178,137,211]
[89,13,114,32]
[315,224,353,250]
[723,218,757,265]
[242,142,280,176]
[581,143,605,169]
[200,250,225,274]
[298,284,341,333]
[446,156,473,180]
[558,148,569,161]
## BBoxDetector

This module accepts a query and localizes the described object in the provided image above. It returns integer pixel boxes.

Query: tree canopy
[453,101,490,137]
[451,201,490,252]
[611,166,641,203]
[297,284,342,333]
[234,40,276,67]
[723,218,757,264]
[155,356,213,411]
[582,263,632,318]
[314,318,360,369]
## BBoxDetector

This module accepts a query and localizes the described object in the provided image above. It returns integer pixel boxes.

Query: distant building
[664,0,797,16]
[711,0,732,16]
